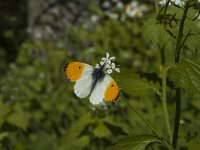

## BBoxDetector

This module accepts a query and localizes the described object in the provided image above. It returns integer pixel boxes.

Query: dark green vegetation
[0,0,200,150]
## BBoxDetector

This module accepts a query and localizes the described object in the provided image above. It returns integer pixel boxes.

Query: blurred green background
[0,0,200,150]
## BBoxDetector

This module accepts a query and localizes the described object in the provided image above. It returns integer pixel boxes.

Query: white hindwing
[89,75,112,105]
[74,64,94,98]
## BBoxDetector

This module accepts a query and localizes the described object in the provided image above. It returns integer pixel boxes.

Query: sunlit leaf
[142,19,172,47]
[169,56,200,95]
[105,135,161,150]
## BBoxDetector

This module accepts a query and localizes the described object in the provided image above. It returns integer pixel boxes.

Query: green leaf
[105,135,161,150]
[142,19,172,47]
[0,132,9,141]
[187,136,200,150]
[169,56,200,95]
[58,114,94,150]
[93,122,112,138]
[114,69,160,96]
[6,111,29,131]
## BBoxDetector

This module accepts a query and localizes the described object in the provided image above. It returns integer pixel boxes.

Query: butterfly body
[91,65,106,94]
[63,56,119,105]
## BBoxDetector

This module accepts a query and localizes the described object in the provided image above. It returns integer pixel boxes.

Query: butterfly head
[95,52,120,74]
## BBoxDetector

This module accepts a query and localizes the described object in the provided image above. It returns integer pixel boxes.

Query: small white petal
[107,69,113,74]
[105,64,111,69]
[102,57,107,61]
[111,62,116,69]
[115,68,120,73]
[95,64,100,68]
[107,59,111,64]
[110,56,116,60]
[100,61,105,65]
[106,52,110,59]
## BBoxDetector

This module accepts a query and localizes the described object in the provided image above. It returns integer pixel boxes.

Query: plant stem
[172,1,190,149]
[121,93,157,136]
[172,88,181,148]
[161,66,172,141]
[175,2,190,62]
[155,0,159,16]
[163,0,170,17]
[160,47,172,142]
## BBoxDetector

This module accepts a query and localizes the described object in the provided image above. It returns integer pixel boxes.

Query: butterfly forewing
[74,72,93,98]
[64,62,91,82]
[64,62,94,98]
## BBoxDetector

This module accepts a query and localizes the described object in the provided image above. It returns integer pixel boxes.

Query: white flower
[107,69,113,74]
[111,62,116,69]
[95,64,100,68]
[159,0,185,6]
[100,61,105,65]
[115,68,120,73]
[99,52,120,74]
[102,1,111,8]
[116,1,124,9]
[91,15,98,23]
[125,1,147,18]
[101,52,112,65]
[106,12,119,20]
[111,62,120,73]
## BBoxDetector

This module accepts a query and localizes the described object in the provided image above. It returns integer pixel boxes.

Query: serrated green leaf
[114,69,160,96]
[169,56,200,95]
[185,34,200,51]
[142,19,172,47]
[105,135,161,150]
[6,111,29,130]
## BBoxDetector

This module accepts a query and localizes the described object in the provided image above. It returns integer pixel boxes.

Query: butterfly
[63,53,120,105]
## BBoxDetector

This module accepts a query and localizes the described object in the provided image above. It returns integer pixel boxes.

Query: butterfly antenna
[61,62,69,72]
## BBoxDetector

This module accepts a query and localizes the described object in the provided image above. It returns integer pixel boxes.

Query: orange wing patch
[64,62,85,82]
[104,80,119,102]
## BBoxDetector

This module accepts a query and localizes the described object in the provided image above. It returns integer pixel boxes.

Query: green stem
[172,1,190,149]
[155,0,159,16]
[175,1,190,62]
[163,0,171,17]
[121,94,157,136]
[161,66,172,141]
[172,88,181,148]
[120,93,171,148]
[160,47,172,142]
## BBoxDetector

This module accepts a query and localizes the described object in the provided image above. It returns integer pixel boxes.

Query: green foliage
[187,136,200,150]
[169,55,200,95]
[0,132,9,141]
[114,69,160,96]
[105,135,161,150]
[59,114,93,150]
[142,19,172,48]
[0,0,200,150]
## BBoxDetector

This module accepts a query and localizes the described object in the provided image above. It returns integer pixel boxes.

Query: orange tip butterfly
[63,52,120,105]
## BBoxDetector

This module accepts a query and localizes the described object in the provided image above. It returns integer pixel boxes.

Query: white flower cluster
[95,52,120,74]
[125,1,147,18]
[101,0,148,20]
[159,0,185,6]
